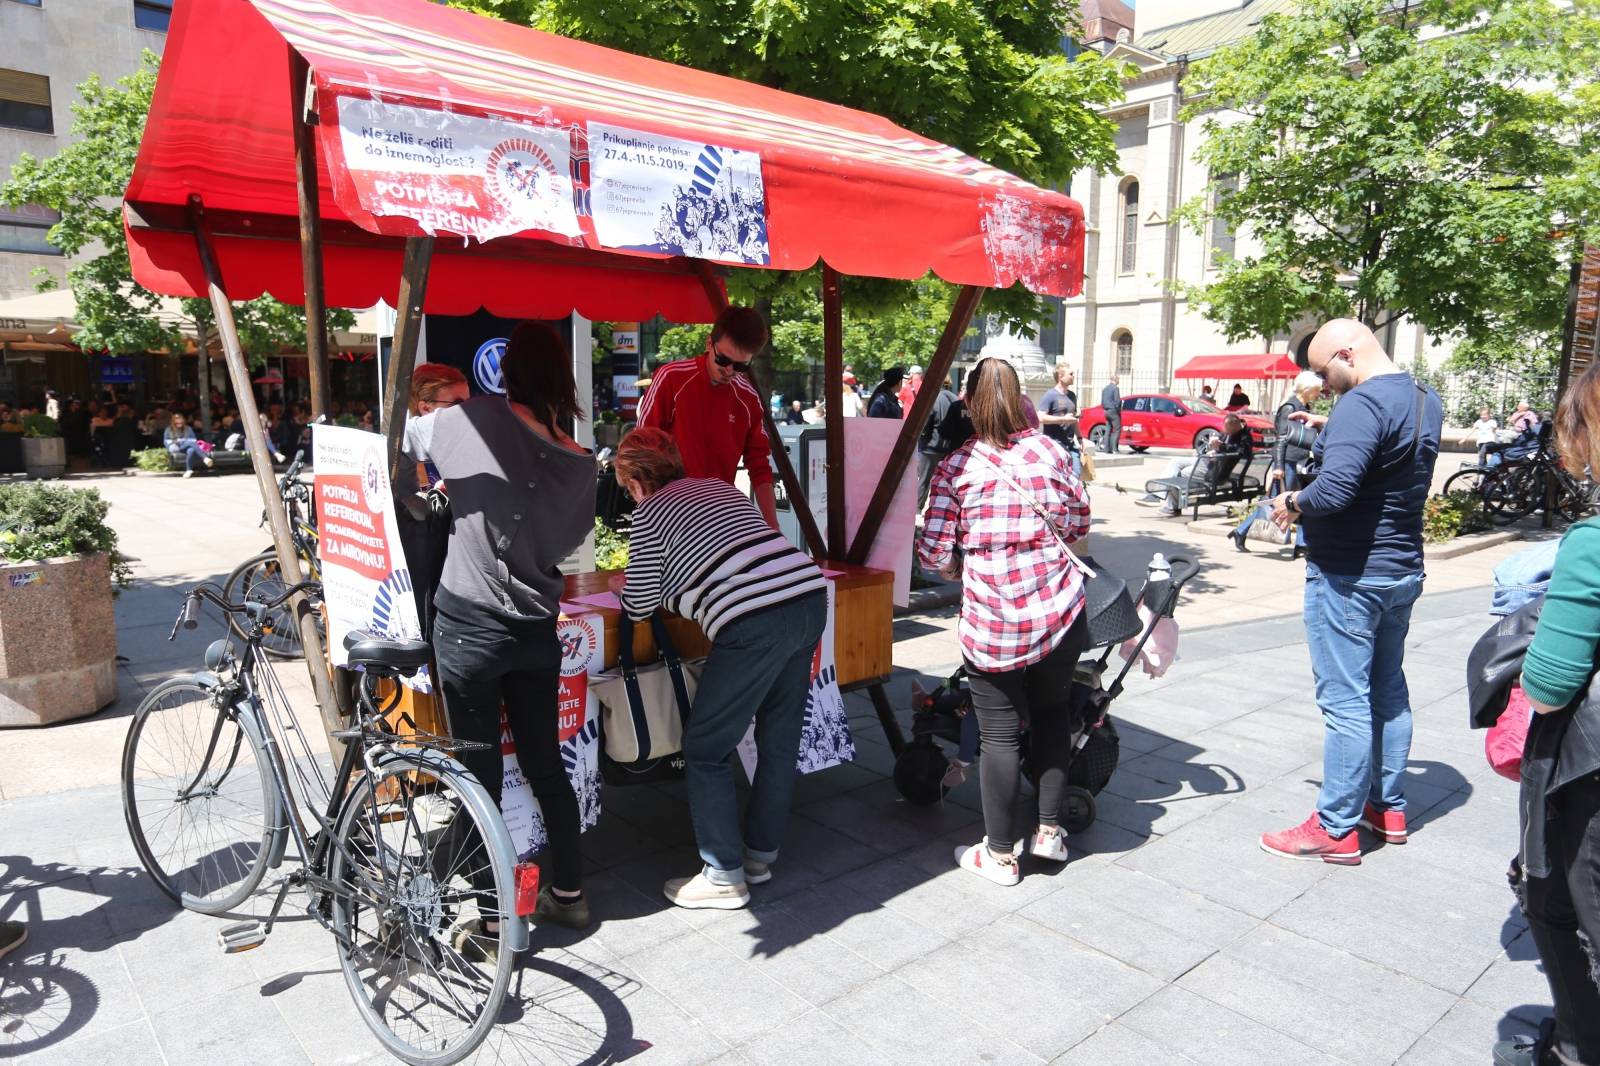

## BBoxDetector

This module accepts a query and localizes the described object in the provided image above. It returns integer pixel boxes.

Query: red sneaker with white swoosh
[1260,812,1361,865]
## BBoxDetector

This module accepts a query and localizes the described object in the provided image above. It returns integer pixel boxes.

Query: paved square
[0,472,1548,1064]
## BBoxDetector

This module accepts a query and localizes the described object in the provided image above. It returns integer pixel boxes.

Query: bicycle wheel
[1440,466,1487,498]
[121,677,278,914]
[330,755,516,1066]
[223,549,310,659]
[1483,465,1540,526]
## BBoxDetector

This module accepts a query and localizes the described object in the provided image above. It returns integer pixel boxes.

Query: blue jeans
[686,592,828,885]
[168,440,206,472]
[1303,562,1425,835]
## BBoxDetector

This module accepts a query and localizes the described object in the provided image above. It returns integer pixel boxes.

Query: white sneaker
[203,455,214,468]
[743,858,772,885]
[662,872,750,910]
[1134,494,1162,507]
[182,469,193,479]
[953,838,1020,886]
[1029,826,1069,863]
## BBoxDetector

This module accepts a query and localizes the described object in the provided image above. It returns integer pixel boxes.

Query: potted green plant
[0,483,129,726]
[20,413,66,479]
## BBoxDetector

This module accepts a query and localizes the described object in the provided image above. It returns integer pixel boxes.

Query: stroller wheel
[1061,786,1096,834]
[893,741,950,806]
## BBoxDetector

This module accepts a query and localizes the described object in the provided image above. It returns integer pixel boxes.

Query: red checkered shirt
[917,430,1091,672]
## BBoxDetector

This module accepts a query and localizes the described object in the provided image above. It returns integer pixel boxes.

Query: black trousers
[964,612,1090,852]
[433,607,582,893]
[1525,772,1600,1065]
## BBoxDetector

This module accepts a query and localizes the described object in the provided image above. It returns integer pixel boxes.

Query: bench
[1144,450,1265,520]
[166,448,257,474]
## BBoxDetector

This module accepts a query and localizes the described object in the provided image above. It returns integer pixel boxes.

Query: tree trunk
[195,317,213,437]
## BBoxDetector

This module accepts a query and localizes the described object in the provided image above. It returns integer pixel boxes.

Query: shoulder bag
[592,612,703,784]
[965,449,1140,647]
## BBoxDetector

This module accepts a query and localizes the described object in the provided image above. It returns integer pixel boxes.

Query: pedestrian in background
[1100,374,1122,453]
[916,376,959,509]
[899,364,923,415]
[1259,319,1442,865]
[1039,363,1080,477]
[867,367,906,418]
[1471,406,1499,466]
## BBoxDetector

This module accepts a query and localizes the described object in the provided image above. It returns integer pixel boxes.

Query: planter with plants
[0,483,129,726]
[20,414,66,479]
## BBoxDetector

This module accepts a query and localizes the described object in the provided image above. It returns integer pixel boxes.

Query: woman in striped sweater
[615,428,828,911]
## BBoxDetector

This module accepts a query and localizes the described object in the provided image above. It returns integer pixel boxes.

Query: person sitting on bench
[1137,414,1253,516]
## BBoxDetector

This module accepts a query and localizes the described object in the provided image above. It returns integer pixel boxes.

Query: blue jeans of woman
[168,440,206,472]
[686,592,828,886]
[1303,562,1425,836]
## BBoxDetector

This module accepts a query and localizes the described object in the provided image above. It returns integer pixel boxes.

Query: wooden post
[691,261,826,558]
[195,319,212,437]
[822,265,845,557]
[188,196,345,757]
[289,48,331,423]
[383,236,433,479]
[846,284,983,565]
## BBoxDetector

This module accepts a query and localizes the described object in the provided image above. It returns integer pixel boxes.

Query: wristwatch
[1286,492,1301,515]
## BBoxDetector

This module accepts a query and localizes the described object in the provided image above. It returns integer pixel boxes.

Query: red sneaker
[1260,812,1361,865]
[1360,802,1408,844]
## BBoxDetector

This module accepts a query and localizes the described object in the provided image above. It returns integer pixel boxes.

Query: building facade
[1,0,171,299]
[1054,0,1445,401]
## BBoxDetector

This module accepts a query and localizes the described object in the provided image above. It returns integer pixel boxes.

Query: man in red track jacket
[637,306,778,528]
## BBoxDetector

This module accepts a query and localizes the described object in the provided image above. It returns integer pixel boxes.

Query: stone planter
[20,436,66,479]
[0,553,118,727]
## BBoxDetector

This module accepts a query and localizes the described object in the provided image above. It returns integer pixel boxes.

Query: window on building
[0,205,61,254]
[0,69,52,133]
[1119,181,1139,274]
[1209,173,1239,269]
[133,0,172,31]
[1114,330,1133,377]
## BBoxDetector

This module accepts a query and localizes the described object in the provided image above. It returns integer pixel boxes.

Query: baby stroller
[892,553,1201,833]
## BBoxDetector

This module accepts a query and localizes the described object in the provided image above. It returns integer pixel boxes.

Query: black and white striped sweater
[620,478,826,640]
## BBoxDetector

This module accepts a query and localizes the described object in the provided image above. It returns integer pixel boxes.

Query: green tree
[0,53,353,394]
[1177,0,1600,347]
[449,0,1125,331]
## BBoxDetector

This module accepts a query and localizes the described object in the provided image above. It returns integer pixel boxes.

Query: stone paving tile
[1462,929,1552,1020]
[148,984,314,1065]
[12,1019,167,1066]
[738,1009,895,1065]
[1050,1021,1205,1065]
[776,878,952,974]
[822,972,1041,1065]
[1413,995,1552,1063]
[1117,985,1346,1066]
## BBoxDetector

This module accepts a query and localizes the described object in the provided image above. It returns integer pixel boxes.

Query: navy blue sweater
[1297,373,1443,576]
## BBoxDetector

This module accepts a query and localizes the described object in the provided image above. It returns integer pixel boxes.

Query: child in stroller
[893,553,1200,835]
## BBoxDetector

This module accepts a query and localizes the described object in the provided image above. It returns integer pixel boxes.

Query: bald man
[1259,319,1443,866]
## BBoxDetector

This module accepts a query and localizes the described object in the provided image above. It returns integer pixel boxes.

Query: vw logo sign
[473,337,508,395]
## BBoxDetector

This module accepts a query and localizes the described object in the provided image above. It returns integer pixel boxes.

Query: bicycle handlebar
[171,579,322,639]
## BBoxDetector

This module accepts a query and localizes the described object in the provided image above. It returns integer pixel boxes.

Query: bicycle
[222,450,322,659]
[120,581,529,1065]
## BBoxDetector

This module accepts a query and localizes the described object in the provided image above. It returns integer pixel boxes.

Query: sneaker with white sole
[743,858,772,885]
[1029,827,1069,863]
[1134,494,1163,507]
[182,469,194,479]
[663,872,750,910]
[954,839,1021,886]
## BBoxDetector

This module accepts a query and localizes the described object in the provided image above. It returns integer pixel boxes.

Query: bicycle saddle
[343,631,433,674]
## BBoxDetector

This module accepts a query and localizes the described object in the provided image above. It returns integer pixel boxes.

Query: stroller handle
[1165,554,1200,588]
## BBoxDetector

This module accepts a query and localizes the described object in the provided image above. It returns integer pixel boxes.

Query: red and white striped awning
[124,0,1086,322]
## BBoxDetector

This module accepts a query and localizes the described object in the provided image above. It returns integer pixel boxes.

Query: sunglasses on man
[711,345,753,374]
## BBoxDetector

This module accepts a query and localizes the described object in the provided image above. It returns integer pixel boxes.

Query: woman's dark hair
[868,366,906,407]
[501,321,582,434]
[966,357,1029,448]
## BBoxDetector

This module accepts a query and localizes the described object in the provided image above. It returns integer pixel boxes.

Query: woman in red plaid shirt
[917,357,1092,886]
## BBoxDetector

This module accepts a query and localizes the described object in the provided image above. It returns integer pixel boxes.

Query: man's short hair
[710,306,769,354]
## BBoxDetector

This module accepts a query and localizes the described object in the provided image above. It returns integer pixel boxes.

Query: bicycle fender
[371,747,530,954]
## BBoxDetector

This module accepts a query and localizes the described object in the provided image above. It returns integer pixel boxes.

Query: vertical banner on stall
[498,612,606,859]
[737,579,855,779]
[312,424,428,691]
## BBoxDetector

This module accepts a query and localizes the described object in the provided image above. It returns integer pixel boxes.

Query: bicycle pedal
[218,921,267,953]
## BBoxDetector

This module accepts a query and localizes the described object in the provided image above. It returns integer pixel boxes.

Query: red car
[1077,394,1277,453]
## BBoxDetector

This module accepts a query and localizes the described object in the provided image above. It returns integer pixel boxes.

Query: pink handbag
[1487,685,1531,782]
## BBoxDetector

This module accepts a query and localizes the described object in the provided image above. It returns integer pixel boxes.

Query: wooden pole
[194,319,212,437]
[289,48,331,423]
[383,236,433,479]
[822,265,845,557]
[187,196,345,757]
[691,261,826,559]
[846,284,983,566]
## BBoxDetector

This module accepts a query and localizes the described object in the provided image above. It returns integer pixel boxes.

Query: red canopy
[1173,353,1301,381]
[125,0,1087,322]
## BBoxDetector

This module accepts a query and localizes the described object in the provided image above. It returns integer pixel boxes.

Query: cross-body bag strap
[964,448,1097,580]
